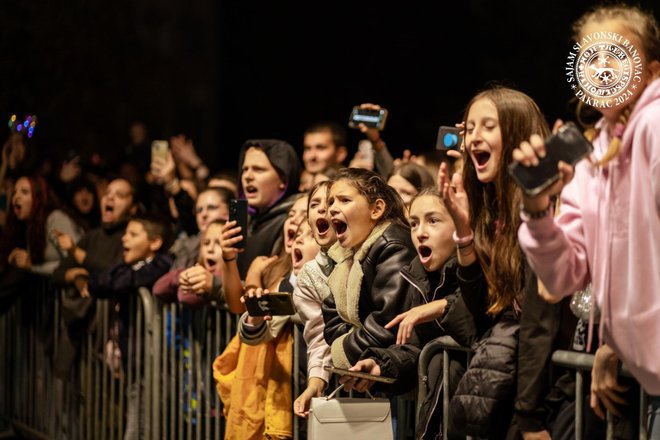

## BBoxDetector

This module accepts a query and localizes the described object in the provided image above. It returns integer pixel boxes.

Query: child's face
[283,196,308,254]
[409,195,455,272]
[11,177,33,221]
[241,147,286,211]
[328,179,380,250]
[579,19,652,119]
[290,222,320,276]
[200,223,223,273]
[121,221,158,264]
[196,191,229,233]
[465,98,502,183]
[387,174,418,207]
[308,185,336,249]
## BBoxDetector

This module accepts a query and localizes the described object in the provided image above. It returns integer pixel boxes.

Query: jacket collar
[327,221,391,326]
[400,255,458,303]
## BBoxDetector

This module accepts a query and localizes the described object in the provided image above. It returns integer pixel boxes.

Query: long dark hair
[331,168,408,230]
[0,175,58,265]
[462,87,550,315]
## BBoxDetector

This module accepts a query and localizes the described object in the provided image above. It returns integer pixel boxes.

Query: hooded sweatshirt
[236,139,302,278]
[518,78,660,394]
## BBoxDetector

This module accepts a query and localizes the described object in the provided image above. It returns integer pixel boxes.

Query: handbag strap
[325,383,377,401]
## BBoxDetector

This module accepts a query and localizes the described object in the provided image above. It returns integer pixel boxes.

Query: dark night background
[1,1,658,175]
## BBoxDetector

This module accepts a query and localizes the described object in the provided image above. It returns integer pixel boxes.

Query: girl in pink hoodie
[514,5,660,436]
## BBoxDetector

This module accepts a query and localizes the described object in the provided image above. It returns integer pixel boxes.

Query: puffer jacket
[451,258,576,437]
[322,222,416,368]
[361,255,478,439]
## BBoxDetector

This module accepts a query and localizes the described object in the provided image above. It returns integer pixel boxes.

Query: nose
[328,201,339,217]
[416,223,429,242]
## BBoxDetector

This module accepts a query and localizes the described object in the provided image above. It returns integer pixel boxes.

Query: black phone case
[244,293,296,316]
[508,122,593,196]
[229,199,248,249]
[436,126,463,150]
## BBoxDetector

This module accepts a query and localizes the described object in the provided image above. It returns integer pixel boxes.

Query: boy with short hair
[71,213,172,440]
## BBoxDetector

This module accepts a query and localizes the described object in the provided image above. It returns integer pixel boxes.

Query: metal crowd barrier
[551,350,649,440]
[0,276,238,440]
[417,337,649,440]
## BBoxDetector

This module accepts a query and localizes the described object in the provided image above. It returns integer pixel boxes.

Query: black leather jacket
[322,223,416,366]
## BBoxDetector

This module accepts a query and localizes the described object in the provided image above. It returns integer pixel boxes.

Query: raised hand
[385,299,447,345]
[220,220,244,262]
[438,162,470,236]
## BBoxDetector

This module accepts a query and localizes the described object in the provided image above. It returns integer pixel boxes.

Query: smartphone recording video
[151,140,169,163]
[436,126,463,151]
[508,122,593,196]
[348,107,388,130]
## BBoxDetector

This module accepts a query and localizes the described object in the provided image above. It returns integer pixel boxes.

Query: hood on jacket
[622,77,660,154]
[237,139,302,206]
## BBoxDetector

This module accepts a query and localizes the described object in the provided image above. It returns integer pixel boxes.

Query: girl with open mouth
[291,180,338,418]
[322,168,416,394]
[438,86,578,438]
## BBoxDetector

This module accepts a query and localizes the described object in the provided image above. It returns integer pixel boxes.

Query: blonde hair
[573,4,660,166]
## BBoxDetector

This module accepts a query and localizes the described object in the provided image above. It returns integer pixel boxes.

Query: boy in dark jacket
[69,213,172,440]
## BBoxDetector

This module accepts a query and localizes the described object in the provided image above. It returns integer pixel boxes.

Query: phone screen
[508,122,593,196]
[151,140,169,162]
[348,107,388,130]
[229,199,248,249]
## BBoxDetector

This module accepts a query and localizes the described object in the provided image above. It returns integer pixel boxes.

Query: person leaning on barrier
[48,178,139,376]
[339,188,477,440]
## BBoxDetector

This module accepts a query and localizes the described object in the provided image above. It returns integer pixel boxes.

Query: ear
[129,204,138,216]
[149,236,163,253]
[648,60,660,80]
[370,199,386,221]
[335,146,348,164]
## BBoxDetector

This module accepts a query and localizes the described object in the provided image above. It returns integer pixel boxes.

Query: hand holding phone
[244,292,296,316]
[228,199,248,249]
[509,122,592,197]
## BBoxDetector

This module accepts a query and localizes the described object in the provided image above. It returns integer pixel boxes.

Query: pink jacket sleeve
[517,177,591,298]
[293,271,332,384]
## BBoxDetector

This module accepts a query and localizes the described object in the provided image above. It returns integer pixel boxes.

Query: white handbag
[308,384,393,440]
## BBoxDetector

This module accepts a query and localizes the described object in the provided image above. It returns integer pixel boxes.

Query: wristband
[452,230,474,245]
[520,202,552,221]
[222,256,236,262]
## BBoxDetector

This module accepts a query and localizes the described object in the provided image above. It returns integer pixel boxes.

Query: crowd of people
[1,3,659,439]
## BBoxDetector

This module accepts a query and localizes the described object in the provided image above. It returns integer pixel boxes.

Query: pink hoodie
[518,78,660,395]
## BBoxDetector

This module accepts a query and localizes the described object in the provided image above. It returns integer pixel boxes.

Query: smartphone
[436,126,463,151]
[324,366,396,384]
[348,107,388,130]
[508,122,593,196]
[244,292,296,316]
[151,140,169,162]
[229,199,248,249]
